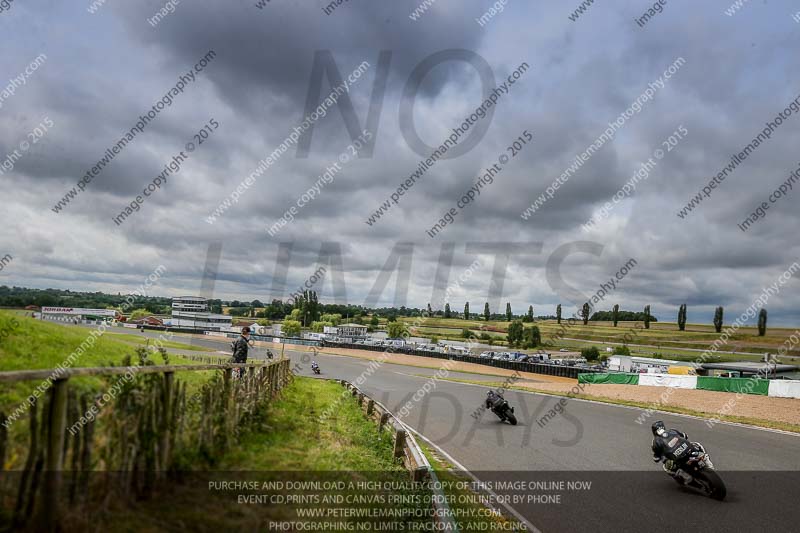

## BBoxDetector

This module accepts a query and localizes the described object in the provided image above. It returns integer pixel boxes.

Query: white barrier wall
[586,372,800,400]
[638,374,698,389]
[768,380,800,399]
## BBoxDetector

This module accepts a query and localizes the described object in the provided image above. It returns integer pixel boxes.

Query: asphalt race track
[287,349,800,533]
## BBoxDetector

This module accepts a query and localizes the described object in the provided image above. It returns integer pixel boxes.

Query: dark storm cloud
[1,0,800,324]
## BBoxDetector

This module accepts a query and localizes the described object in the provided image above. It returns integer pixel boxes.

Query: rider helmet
[652,420,667,437]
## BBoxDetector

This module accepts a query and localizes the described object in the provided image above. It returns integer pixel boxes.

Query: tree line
[2,285,771,336]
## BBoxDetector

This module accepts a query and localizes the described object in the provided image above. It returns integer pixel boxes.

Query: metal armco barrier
[323,342,603,380]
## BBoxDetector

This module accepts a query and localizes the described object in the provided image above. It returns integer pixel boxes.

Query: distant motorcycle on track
[486,390,517,425]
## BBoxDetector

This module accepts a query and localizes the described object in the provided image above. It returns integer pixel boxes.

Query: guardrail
[0,359,291,531]
[335,380,458,530]
[324,341,604,379]
[337,379,429,481]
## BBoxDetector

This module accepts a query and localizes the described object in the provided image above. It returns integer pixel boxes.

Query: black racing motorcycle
[489,397,517,425]
[311,363,321,375]
[663,443,726,501]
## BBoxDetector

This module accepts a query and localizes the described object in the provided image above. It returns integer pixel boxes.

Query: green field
[0,311,214,373]
[104,331,217,352]
[397,316,800,362]
[0,310,218,465]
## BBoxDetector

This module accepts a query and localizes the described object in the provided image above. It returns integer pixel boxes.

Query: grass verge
[220,377,409,470]
[91,377,435,531]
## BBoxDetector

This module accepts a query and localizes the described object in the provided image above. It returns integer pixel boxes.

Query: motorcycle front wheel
[506,413,517,425]
[695,469,726,501]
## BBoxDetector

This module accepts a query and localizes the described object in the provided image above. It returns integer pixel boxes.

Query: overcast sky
[1,0,799,324]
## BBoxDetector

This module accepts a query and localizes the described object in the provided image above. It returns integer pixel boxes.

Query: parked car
[559,348,569,352]
[479,351,496,359]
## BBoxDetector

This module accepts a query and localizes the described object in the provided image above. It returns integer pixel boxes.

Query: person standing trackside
[231,326,251,376]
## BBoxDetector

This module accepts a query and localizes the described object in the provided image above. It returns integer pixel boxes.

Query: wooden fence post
[42,378,69,530]
[159,372,174,473]
[223,368,232,408]
[0,412,7,469]
[393,428,406,459]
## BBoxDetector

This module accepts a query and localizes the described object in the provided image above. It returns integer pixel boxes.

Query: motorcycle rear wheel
[695,469,726,501]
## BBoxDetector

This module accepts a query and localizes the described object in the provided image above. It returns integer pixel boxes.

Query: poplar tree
[713,306,724,333]
[678,304,687,331]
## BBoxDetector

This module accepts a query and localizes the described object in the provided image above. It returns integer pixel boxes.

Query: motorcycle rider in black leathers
[651,420,697,485]
[486,390,506,411]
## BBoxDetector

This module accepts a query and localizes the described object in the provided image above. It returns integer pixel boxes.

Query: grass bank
[105,331,217,352]
[0,311,214,413]
[97,377,435,530]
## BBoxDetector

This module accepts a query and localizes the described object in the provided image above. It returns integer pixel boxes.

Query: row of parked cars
[479,351,550,363]
[478,351,605,370]
[337,340,606,370]
[350,338,472,355]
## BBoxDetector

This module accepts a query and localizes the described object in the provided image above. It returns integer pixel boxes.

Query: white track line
[399,420,540,533]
